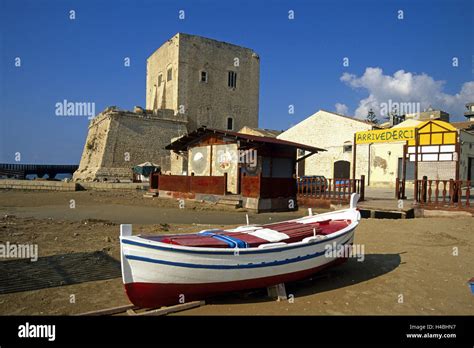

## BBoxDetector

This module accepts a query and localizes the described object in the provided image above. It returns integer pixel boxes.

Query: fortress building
[146,33,260,131]
[73,33,260,181]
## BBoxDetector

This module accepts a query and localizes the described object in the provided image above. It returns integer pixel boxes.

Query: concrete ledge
[421,209,473,218]
[243,196,297,213]
[358,209,415,219]
[77,182,149,191]
[0,179,77,191]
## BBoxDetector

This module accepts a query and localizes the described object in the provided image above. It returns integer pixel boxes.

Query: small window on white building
[227,117,234,130]
[158,74,163,87]
[228,71,237,88]
[200,71,208,83]
[167,67,172,81]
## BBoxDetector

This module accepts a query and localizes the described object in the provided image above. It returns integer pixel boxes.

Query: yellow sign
[355,120,458,145]
[355,127,415,144]
[407,120,457,146]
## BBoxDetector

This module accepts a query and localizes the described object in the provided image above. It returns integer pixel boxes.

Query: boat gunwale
[120,209,360,255]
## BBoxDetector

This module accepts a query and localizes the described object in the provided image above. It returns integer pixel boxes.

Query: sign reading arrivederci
[355,127,415,144]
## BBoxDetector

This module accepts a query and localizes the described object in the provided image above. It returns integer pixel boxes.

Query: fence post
[466,181,471,208]
[457,181,462,208]
[223,173,228,195]
[360,175,365,201]
[449,179,455,204]
[395,177,400,199]
[422,176,427,203]
[427,180,432,204]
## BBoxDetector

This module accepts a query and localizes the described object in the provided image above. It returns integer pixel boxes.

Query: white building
[277,110,375,180]
[279,109,474,188]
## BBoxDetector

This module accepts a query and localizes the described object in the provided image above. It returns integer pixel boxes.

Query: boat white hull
[120,205,361,307]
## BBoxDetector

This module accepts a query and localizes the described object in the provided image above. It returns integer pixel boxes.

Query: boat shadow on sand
[0,251,121,294]
[206,253,403,305]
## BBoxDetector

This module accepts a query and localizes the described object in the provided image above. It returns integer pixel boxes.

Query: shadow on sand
[207,253,403,305]
[0,251,121,294]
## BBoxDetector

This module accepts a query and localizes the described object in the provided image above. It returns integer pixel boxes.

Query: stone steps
[217,197,242,208]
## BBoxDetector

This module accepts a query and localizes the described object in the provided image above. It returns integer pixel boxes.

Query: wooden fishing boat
[120,193,361,308]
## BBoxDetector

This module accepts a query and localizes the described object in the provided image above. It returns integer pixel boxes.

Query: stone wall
[73,109,187,181]
[0,179,77,191]
[460,130,474,180]
[146,36,179,111]
[418,161,456,181]
[0,179,149,191]
[170,151,188,175]
[178,33,259,131]
[77,182,148,191]
[367,142,404,187]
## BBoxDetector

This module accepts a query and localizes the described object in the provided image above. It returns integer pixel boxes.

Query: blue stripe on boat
[122,227,354,255]
[124,237,352,269]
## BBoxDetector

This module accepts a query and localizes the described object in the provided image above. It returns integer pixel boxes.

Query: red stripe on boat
[124,257,349,308]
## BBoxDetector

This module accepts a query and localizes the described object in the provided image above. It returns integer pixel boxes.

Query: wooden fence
[415,177,473,211]
[297,176,365,204]
[151,174,227,195]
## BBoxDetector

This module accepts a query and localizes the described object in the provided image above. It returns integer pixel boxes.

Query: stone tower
[73,33,260,182]
[146,33,260,131]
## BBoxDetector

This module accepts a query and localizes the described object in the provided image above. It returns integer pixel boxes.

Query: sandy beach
[0,190,472,315]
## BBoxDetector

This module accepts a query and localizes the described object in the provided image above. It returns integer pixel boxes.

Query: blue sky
[1,0,473,163]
